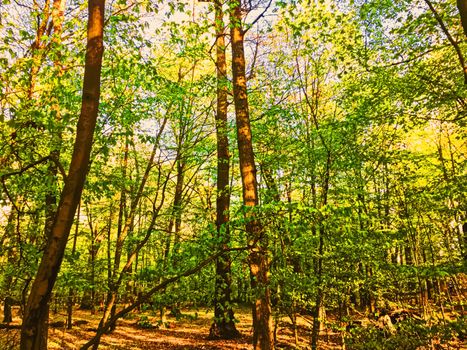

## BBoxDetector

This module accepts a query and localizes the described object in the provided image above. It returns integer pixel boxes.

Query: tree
[20,0,105,347]
[229,0,273,348]
[209,0,240,339]
[458,0,467,37]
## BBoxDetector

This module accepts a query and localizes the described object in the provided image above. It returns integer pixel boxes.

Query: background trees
[0,0,465,349]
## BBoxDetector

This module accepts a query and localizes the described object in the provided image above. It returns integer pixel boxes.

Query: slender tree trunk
[170,157,185,259]
[66,202,80,329]
[311,233,324,350]
[85,205,102,316]
[93,168,172,348]
[230,2,273,348]
[44,0,67,242]
[90,229,97,315]
[20,0,105,347]
[458,0,467,37]
[113,139,129,277]
[28,0,51,100]
[2,209,16,323]
[210,0,239,339]
[311,151,331,350]
[98,117,168,336]
[107,139,129,331]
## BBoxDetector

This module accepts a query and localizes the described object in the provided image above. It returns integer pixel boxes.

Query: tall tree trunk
[2,209,16,323]
[107,138,129,331]
[230,2,273,349]
[66,202,80,329]
[210,0,239,339]
[310,151,331,350]
[44,0,67,242]
[311,233,324,350]
[458,0,467,37]
[98,116,168,336]
[39,0,66,338]
[27,0,51,99]
[170,157,185,258]
[19,0,105,347]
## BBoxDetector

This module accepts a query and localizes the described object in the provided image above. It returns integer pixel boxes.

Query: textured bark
[230,2,273,349]
[458,0,467,37]
[210,0,240,340]
[66,202,80,329]
[19,0,105,348]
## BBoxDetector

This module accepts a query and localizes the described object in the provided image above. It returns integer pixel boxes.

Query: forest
[0,0,466,349]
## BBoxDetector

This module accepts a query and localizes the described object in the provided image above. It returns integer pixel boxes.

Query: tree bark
[66,202,80,329]
[230,1,273,349]
[19,0,105,347]
[458,0,467,37]
[209,0,240,340]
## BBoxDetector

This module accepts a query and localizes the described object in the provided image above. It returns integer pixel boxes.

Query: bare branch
[1,156,51,179]
[244,0,273,34]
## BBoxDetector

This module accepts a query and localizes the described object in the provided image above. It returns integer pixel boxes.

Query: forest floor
[0,306,343,349]
[1,305,465,349]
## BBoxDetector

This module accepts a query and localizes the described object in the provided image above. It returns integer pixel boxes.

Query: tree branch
[0,156,51,179]
[244,0,273,35]
[424,0,467,84]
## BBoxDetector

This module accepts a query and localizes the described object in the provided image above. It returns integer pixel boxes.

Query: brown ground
[1,307,338,350]
[1,307,464,349]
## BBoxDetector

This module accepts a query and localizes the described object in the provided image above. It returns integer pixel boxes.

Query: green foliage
[136,315,153,329]
[0,0,465,348]
[346,317,464,350]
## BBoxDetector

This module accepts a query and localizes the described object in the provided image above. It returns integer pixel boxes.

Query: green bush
[136,315,153,329]
[345,318,462,350]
